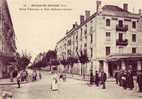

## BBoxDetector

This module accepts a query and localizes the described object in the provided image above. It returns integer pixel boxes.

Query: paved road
[8,71,142,99]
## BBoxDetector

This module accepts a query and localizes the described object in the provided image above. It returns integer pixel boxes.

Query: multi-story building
[55,1,142,77]
[0,0,17,78]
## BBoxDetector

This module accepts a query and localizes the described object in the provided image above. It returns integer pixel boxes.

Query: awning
[106,53,142,62]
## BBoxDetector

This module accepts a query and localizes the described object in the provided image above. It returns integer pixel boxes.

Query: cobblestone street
[1,71,139,99]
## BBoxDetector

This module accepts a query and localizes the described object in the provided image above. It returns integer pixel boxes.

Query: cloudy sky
[7,0,142,58]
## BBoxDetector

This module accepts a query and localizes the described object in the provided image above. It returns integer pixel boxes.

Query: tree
[66,56,78,74]
[44,50,57,70]
[77,50,89,78]
[16,53,31,70]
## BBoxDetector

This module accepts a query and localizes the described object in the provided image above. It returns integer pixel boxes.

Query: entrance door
[108,62,117,77]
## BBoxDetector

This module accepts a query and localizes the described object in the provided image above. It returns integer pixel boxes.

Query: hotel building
[55,1,142,77]
[0,0,17,78]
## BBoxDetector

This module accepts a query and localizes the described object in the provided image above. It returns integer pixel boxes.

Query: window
[132,21,136,29]
[118,20,123,27]
[106,32,111,41]
[106,32,110,37]
[76,35,78,40]
[106,19,110,26]
[119,33,123,40]
[106,47,110,55]
[91,48,93,58]
[84,43,87,47]
[90,34,93,43]
[132,34,136,42]
[132,47,136,53]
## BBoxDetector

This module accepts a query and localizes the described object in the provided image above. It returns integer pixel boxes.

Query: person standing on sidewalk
[100,71,107,89]
[137,71,142,92]
[16,71,21,88]
[121,71,127,89]
[94,71,100,87]
[127,70,134,90]
[38,71,42,80]
[90,69,94,85]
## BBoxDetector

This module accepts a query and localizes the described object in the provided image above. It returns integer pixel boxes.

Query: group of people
[90,70,107,89]
[114,70,142,92]
[16,70,42,88]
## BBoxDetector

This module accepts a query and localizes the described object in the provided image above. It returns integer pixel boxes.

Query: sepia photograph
[0,0,142,99]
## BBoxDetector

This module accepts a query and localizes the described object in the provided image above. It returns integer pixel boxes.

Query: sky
[7,0,142,59]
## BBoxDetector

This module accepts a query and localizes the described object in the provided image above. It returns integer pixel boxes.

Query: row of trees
[31,50,89,75]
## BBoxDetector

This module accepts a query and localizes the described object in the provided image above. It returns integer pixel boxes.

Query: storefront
[0,55,16,78]
[106,54,142,77]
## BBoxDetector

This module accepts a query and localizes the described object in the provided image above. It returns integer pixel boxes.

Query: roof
[102,5,128,12]
[102,5,140,18]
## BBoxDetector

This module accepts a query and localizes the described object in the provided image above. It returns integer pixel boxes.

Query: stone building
[0,0,17,78]
[55,1,142,77]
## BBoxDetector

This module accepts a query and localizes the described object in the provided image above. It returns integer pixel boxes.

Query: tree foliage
[16,53,31,70]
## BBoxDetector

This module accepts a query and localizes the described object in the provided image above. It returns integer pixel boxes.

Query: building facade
[0,0,17,78]
[55,1,142,77]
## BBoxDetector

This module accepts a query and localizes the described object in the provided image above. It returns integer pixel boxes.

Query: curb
[0,81,30,86]
[67,76,115,82]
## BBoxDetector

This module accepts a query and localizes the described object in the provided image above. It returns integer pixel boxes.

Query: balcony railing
[116,25,128,32]
[116,39,128,46]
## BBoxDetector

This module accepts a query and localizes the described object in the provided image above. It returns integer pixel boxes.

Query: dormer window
[106,19,110,26]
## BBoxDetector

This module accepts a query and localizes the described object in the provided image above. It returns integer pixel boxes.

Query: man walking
[100,71,107,89]
[16,72,21,88]
[137,71,142,92]
[94,71,100,87]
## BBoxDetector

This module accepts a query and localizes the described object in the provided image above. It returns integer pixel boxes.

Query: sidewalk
[66,73,115,82]
[0,78,29,85]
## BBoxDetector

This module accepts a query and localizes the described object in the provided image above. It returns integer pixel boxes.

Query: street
[5,71,140,99]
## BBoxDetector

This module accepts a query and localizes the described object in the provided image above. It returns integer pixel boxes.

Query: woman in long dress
[51,72,58,91]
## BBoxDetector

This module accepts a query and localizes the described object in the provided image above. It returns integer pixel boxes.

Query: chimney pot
[123,3,128,11]
[85,10,90,20]
[73,24,76,28]
[139,9,142,16]
[96,0,102,12]
[80,15,84,24]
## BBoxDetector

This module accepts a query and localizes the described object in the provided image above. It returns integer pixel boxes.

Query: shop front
[106,54,142,77]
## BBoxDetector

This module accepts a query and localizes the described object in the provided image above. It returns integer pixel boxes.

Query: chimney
[80,15,84,24]
[73,24,76,28]
[123,3,128,11]
[66,29,68,34]
[96,0,102,12]
[85,10,90,20]
[139,9,142,16]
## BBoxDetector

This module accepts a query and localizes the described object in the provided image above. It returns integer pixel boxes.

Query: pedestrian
[94,71,100,87]
[100,71,107,89]
[137,71,142,92]
[62,71,66,82]
[121,71,127,89]
[39,72,42,80]
[90,69,94,85]
[51,67,59,91]
[16,72,21,88]
[127,70,134,90]
[114,71,119,84]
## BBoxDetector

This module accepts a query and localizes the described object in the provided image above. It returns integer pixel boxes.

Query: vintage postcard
[0,0,142,99]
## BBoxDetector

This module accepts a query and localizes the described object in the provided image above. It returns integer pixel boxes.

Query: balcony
[116,25,128,32]
[116,39,128,46]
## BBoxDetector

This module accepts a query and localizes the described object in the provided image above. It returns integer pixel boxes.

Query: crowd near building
[55,1,142,77]
[0,0,17,78]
